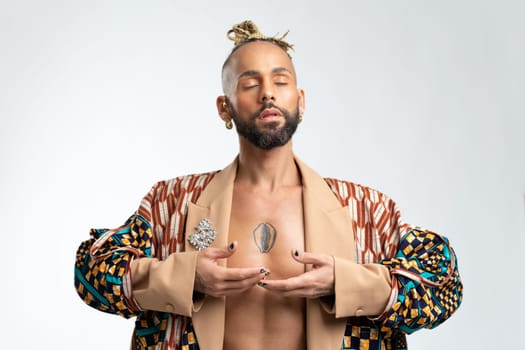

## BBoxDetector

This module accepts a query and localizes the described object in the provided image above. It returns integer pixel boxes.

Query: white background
[1,0,523,348]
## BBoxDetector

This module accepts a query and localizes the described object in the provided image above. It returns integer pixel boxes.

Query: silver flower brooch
[188,219,217,251]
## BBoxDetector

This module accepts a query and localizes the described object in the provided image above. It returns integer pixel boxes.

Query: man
[75,20,462,350]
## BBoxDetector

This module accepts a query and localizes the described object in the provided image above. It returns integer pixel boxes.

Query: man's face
[229,99,300,150]
[222,41,305,150]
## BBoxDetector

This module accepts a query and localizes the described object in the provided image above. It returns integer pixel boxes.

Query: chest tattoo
[253,222,277,253]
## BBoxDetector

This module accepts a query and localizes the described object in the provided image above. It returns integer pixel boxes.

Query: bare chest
[224,185,306,350]
[227,186,305,277]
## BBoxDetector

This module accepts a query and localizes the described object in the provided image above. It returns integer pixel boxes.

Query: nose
[262,93,274,102]
[260,80,275,103]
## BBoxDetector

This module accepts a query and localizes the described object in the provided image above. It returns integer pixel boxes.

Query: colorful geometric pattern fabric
[133,311,170,348]
[378,229,463,336]
[325,179,462,349]
[74,214,152,318]
[75,172,462,350]
[341,317,407,350]
[75,172,217,350]
[180,321,199,350]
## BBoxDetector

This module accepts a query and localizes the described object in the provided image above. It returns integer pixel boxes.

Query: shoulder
[323,177,396,208]
[136,171,219,217]
[150,170,220,199]
[296,157,393,206]
[324,177,410,234]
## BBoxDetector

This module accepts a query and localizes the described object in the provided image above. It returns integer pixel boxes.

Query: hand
[261,250,334,298]
[194,241,268,297]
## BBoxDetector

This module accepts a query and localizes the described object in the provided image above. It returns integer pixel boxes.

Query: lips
[258,108,282,119]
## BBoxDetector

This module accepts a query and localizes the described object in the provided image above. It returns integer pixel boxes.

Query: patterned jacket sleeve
[74,187,156,319]
[325,178,463,334]
[371,192,463,334]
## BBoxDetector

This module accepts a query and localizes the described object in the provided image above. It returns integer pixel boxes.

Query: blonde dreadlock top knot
[227,20,294,54]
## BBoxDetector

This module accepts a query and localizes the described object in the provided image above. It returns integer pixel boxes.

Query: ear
[297,88,305,116]
[216,96,231,122]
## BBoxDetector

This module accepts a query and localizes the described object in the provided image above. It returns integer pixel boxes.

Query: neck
[236,139,300,191]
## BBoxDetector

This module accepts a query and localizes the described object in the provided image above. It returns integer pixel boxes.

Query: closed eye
[274,74,291,86]
[242,84,259,90]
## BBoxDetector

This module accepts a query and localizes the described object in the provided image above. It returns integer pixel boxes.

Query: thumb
[204,241,237,260]
[291,249,331,266]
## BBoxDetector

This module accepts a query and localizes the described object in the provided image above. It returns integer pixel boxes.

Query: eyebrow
[237,67,292,80]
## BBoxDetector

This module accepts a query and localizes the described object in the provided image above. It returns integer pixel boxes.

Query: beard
[230,101,300,150]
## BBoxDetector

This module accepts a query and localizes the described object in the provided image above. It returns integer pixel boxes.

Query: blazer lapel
[184,158,238,350]
[182,156,353,350]
[296,157,355,350]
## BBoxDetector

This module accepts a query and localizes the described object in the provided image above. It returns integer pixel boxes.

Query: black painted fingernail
[260,268,266,274]
[294,249,299,257]
[257,282,267,287]
[229,242,235,250]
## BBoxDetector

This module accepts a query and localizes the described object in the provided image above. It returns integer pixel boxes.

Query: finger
[203,241,238,259]
[260,279,313,298]
[221,266,270,281]
[225,272,266,290]
[260,275,304,291]
[261,285,306,297]
[273,288,325,298]
[291,250,332,266]
[206,273,265,296]
[260,279,331,299]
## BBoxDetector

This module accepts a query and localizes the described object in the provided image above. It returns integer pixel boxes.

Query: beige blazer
[131,157,392,350]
